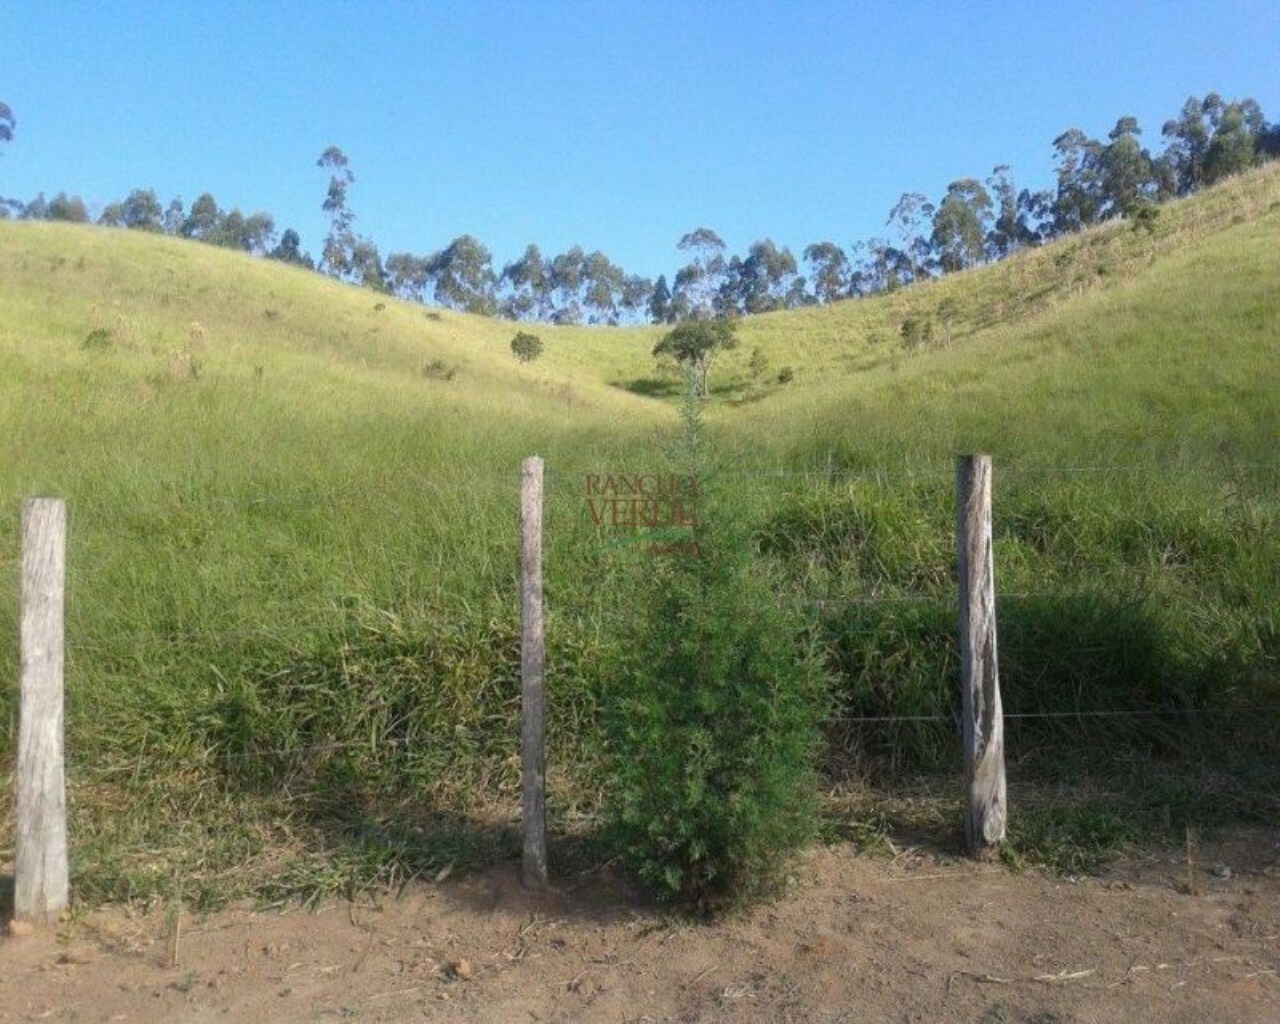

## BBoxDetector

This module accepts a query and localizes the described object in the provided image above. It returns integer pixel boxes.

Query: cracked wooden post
[956,456,1006,855]
[15,498,70,924]
[520,457,548,889]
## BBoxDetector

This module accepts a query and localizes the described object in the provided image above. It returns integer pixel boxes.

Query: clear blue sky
[3,1,1278,280]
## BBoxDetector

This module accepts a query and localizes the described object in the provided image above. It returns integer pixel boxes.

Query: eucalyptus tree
[385,251,431,300]
[1161,95,1213,195]
[317,145,357,278]
[1203,99,1264,184]
[619,274,654,322]
[349,238,387,291]
[549,245,587,322]
[887,192,935,281]
[270,229,315,269]
[648,274,674,323]
[985,167,1022,259]
[848,238,912,295]
[1099,116,1155,218]
[163,197,185,235]
[1259,121,1280,159]
[428,235,496,315]
[28,192,93,223]
[182,192,223,240]
[46,193,89,223]
[499,243,553,320]
[724,239,799,314]
[100,188,165,231]
[672,227,727,319]
[803,241,848,304]
[931,179,993,273]
[1050,128,1104,234]
[582,249,626,323]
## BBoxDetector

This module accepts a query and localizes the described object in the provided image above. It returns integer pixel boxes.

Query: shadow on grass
[813,584,1280,874]
[615,377,682,398]
[615,376,759,402]
[245,799,659,925]
[66,770,656,924]
[820,751,1280,878]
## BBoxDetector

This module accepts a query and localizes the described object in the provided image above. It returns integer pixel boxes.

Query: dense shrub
[601,399,825,912]
[510,330,543,363]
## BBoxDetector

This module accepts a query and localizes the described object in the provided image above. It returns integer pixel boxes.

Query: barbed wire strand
[831,705,1280,724]
[52,703,1280,779]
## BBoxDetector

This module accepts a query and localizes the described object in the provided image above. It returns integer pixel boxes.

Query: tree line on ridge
[2,92,1278,326]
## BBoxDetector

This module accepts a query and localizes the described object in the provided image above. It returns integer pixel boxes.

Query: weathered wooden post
[15,498,70,924]
[520,457,548,889]
[956,456,1006,855]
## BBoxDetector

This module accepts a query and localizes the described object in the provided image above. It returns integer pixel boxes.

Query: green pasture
[0,164,1277,906]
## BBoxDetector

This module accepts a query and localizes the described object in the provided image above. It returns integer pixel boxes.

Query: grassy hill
[1,163,1277,904]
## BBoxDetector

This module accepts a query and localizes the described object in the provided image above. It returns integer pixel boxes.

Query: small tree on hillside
[652,319,737,397]
[510,330,543,363]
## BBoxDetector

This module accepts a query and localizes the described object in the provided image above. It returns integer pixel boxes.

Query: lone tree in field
[653,319,737,398]
[510,330,543,363]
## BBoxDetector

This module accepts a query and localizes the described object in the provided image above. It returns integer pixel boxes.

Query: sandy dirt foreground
[2,829,1278,1024]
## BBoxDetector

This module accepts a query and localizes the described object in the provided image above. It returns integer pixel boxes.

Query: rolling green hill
[1,163,1277,904]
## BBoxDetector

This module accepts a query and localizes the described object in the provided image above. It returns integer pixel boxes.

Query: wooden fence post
[520,457,548,889]
[15,498,70,924]
[956,456,1006,855]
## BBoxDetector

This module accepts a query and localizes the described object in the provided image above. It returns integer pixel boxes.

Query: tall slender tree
[582,250,625,324]
[549,245,587,324]
[620,274,654,322]
[1099,116,1155,218]
[887,192,935,281]
[182,192,223,240]
[672,227,727,319]
[499,243,553,320]
[1161,95,1213,195]
[648,274,674,324]
[317,146,357,278]
[985,167,1022,259]
[1051,128,1106,234]
[803,242,848,304]
[931,179,993,273]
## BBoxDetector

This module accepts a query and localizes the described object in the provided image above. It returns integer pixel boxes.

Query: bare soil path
[3,829,1278,1023]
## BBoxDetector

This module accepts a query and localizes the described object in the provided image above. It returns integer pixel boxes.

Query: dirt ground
[2,828,1278,1024]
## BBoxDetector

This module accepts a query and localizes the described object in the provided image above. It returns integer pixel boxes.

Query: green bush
[510,330,543,363]
[83,327,112,350]
[601,399,825,912]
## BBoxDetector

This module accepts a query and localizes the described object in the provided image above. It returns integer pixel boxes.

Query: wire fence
[4,454,1277,754]
[3,453,1276,918]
